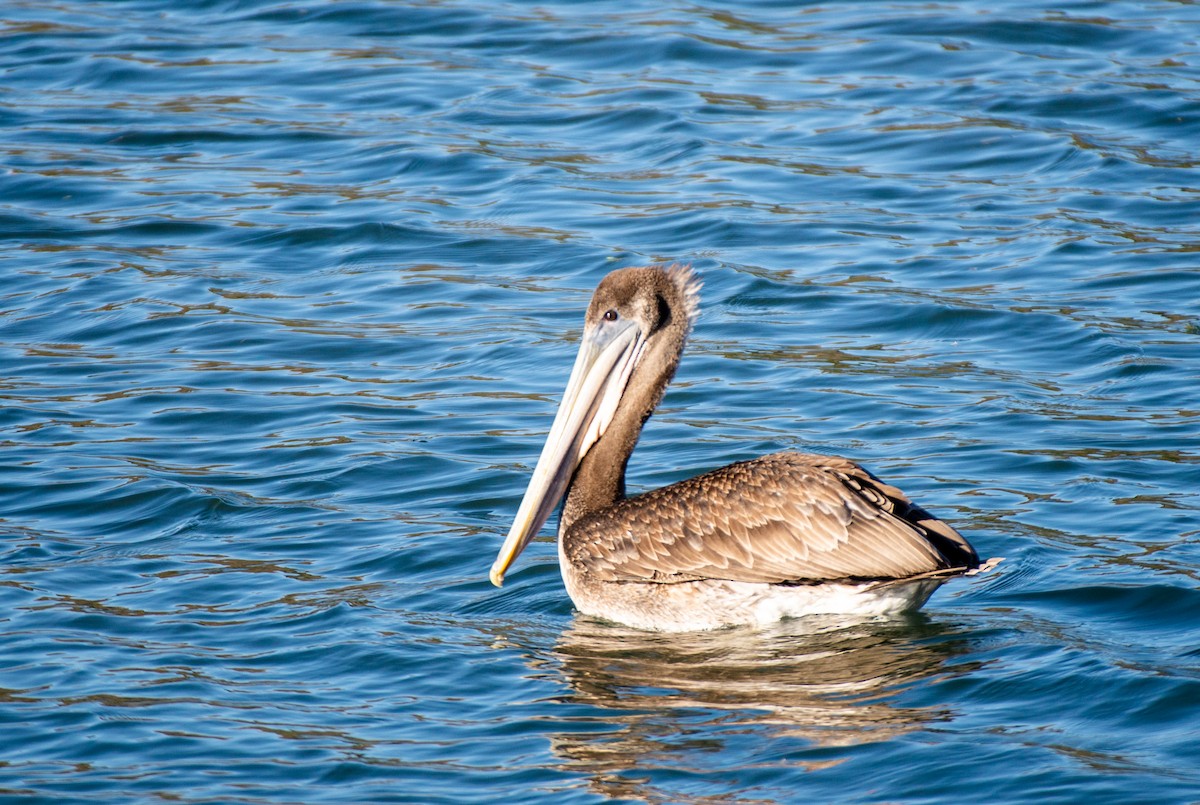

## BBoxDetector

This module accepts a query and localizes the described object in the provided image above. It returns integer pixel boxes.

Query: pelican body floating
[490,265,981,631]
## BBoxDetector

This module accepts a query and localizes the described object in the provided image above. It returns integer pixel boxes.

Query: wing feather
[563,451,978,584]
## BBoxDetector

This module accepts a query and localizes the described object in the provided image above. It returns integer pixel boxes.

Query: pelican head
[490,264,700,587]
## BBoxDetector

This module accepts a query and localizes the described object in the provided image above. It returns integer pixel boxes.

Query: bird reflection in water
[541,616,974,802]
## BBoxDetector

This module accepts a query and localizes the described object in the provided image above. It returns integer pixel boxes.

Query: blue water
[3,0,1200,802]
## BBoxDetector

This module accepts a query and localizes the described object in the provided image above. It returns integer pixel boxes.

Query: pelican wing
[564,452,977,584]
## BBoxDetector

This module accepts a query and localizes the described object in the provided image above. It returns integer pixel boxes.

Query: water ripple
[2,0,1200,802]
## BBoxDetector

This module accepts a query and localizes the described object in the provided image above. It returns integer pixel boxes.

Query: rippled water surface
[3,1,1200,802]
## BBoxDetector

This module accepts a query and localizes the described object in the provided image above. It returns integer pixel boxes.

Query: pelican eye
[603,309,619,322]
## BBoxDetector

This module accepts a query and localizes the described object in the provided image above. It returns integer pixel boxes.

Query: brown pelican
[490,264,981,631]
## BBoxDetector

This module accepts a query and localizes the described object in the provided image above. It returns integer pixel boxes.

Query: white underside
[563,571,947,633]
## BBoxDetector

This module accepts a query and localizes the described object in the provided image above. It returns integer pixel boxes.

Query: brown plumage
[565,452,977,584]
[490,264,981,631]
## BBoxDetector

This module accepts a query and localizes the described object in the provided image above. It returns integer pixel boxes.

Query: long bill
[489,316,646,587]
